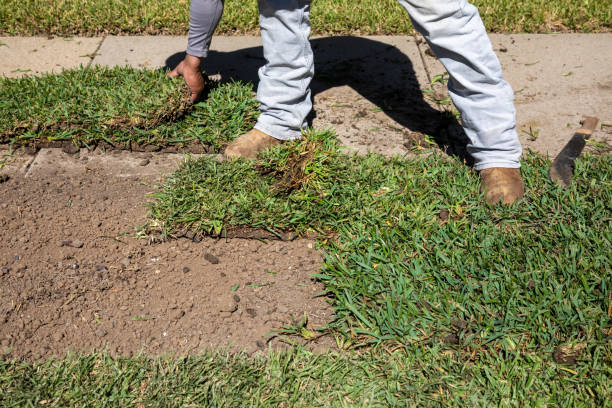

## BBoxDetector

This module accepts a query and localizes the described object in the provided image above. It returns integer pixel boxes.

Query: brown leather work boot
[224,129,282,159]
[479,167,525,205]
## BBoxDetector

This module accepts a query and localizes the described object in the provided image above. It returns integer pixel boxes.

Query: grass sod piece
[148,131,413,237]
[1,345,611,406]
[0,0,610,36]
[0,66,259,151]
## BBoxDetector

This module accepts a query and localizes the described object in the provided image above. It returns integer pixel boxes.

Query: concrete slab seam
[412,34,432,84]
[23,151,42,178]
[87,36,106,68]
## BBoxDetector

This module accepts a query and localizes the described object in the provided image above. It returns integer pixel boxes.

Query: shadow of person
[165,36,472,165]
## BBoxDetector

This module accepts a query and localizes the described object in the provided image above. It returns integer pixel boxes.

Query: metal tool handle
[578,116,599,135]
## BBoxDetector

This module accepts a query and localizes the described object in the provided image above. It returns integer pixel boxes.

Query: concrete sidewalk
[1,34,610,158]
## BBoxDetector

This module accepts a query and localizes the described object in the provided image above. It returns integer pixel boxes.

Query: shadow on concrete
[165,36,471,165]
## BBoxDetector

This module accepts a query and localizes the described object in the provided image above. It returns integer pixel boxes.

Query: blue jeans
[253,0,522,169]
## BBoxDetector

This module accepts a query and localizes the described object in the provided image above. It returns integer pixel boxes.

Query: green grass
[0,0,610,36]
[2,346,611,407]
[150,131,611,347]
[1,66,611,405]
[0,66,258,151]
[143,130,612,404]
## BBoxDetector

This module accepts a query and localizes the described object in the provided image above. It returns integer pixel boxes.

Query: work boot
[224,129,282,159]
[479,167,524,205]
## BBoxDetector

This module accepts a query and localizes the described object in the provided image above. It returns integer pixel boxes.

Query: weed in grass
[131,316,154,321]
[521,125,540,141]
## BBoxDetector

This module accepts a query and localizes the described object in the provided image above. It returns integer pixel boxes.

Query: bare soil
[0,164,334,361]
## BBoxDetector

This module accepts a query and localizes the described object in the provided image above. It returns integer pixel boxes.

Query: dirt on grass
[0,165,335,362]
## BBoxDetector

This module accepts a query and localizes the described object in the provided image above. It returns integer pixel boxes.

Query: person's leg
[225,0,314,158]
[397,0,524,203]
[167,0,225,102]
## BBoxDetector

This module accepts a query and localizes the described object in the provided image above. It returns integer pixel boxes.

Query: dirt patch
[553,343,587,365]
[173,225,303,243]
[0,170,334,362]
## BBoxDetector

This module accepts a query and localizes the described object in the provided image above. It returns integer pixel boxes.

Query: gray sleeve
[186,0,225,58]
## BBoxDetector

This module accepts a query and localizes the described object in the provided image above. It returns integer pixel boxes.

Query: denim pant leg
[254,0,314,141]
[186,0,225,58]
[398,0,522,170]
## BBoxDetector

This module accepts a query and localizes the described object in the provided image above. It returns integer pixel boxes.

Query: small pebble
[451,319,468,330]
[439,208,450,221]
[170,310,185,321]
[183,266,190,273]
[61,240,84,248]
[246,308,257,318]
[95,328,107,338]
[256,340,265,348]
[62,143,80,155]
[1,266,9,275]
[204,253,219,264]
[219,302,238,313]
[139,159,150,166]
[443,333,460,345]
